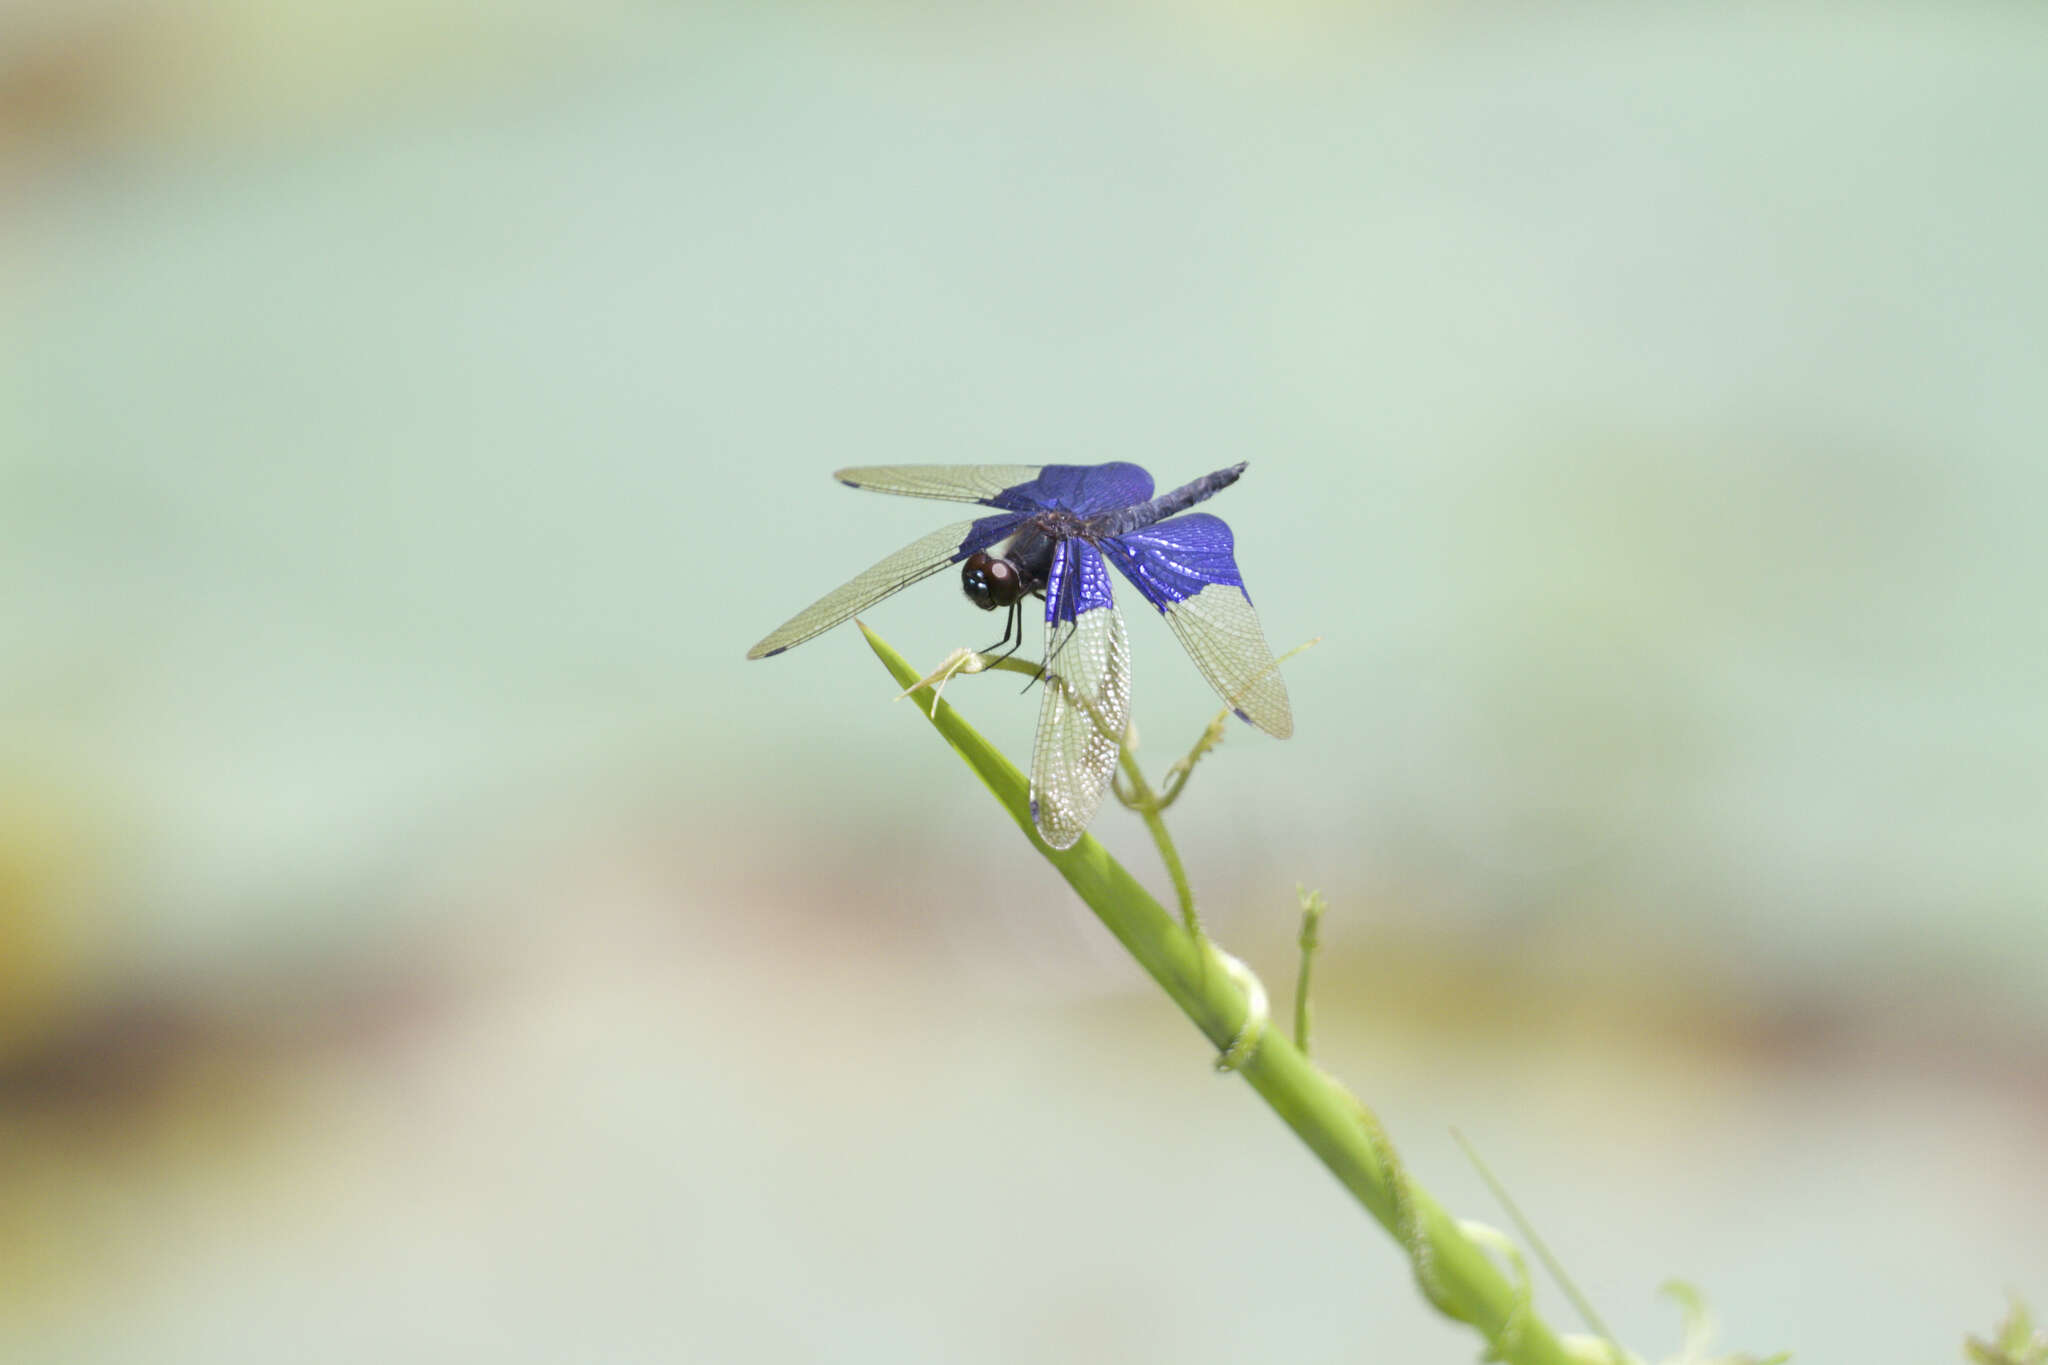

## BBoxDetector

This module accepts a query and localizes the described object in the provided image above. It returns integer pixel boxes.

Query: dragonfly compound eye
[960,552,1023,610]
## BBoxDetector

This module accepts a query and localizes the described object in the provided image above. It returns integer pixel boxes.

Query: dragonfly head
[960,552,1026,611]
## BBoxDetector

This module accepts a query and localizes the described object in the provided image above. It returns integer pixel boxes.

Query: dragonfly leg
[980,601,1025,665]
[1013,590,1055,694]
[1021,611,1080,694]
[974,601,1012,656]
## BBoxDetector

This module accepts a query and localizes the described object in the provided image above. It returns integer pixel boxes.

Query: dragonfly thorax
[960,551,1028,611]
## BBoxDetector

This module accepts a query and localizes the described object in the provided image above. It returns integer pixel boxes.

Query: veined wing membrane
[1005,463,1155,517]
[1100,513,1293,738]
[746,516,1022,659]
[833,465,1046,505]
[1029,541,1131,850]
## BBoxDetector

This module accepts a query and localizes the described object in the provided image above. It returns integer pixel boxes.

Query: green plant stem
[863,623,1586,1365]
[1295,887,1325,1055]
[1116,746,1202,940]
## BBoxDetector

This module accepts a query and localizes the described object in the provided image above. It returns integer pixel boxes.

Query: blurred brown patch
[0,6,162,180]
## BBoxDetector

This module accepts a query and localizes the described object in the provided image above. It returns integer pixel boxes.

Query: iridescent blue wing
[834,463,1155,518]
[998,463,1155,517]
[746,513,1025,659]
[1029,540,1131,849]
[1099,512,1293,738]
[833,466,1046,504]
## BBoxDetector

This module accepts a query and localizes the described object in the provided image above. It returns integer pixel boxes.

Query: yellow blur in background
[4,2,2046,1361]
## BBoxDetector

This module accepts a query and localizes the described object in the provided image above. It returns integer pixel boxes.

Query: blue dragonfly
[747,462,1293,849]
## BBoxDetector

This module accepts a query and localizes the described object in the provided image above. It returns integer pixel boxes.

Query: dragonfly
[746,462,1293,849]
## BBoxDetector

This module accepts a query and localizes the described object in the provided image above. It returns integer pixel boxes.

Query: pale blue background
[5,3,2045,1360]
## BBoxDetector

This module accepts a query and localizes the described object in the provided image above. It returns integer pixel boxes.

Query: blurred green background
[4,2,2045,1360]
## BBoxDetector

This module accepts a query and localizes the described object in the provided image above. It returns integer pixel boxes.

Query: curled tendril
[1459,1220,1534,1362]
[1348,1100,1466,1323]
[1210,948,1269,1073]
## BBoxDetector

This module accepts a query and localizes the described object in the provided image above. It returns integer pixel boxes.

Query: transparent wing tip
[1029,793,1086,850]
[1247,699,1294,738]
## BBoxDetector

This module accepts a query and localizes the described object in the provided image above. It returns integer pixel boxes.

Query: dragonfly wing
[1004,463,1155,517]
[833,466,1047,505]
[1100,512,1293,738]
[834,463,1159,518]
[746,513,1024,659]
[1029,540,1131,850]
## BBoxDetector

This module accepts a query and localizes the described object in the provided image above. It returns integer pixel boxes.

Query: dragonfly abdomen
[1097,461,1248,536]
